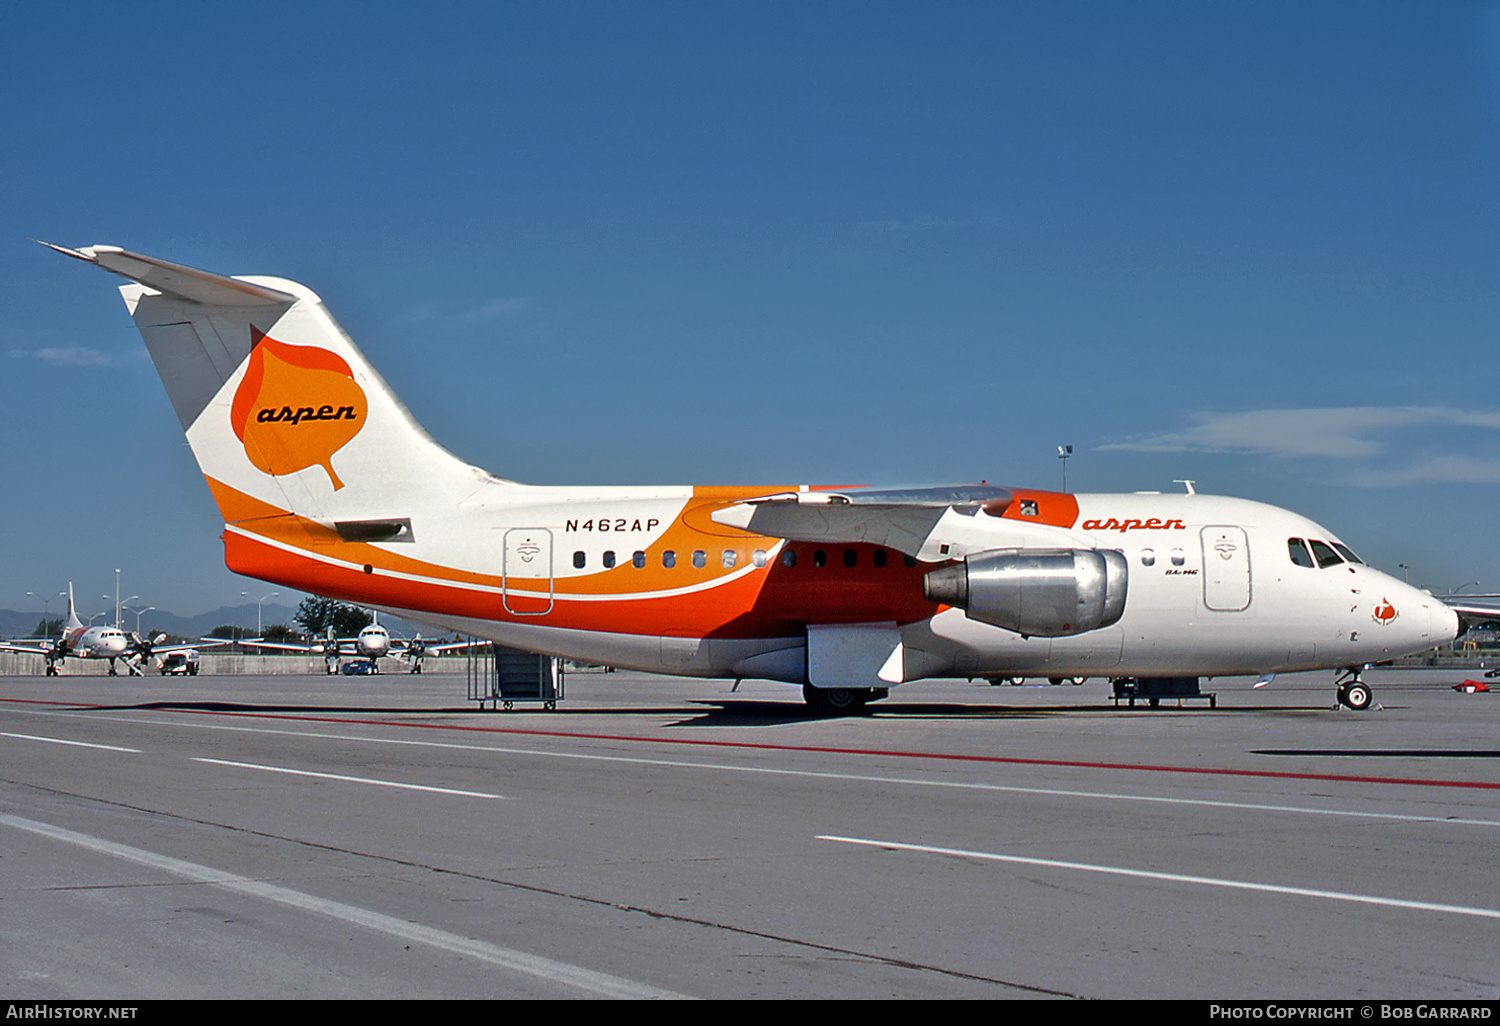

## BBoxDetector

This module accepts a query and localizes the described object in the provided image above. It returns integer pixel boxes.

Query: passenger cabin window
[813,549,827,567]
[873,549,887,568]
[782,549,797,568]
[692,550,707,569]
[602,550,616,569]
[753,550,768,568]
[632,550,646,568]
[662,550,677,569]
[573,550,586,569]
[1309,540,1343,569]
[1288,538,1315,568]
[843,549,857,568]
[1141,548,1156,567]
[722,550,737,569]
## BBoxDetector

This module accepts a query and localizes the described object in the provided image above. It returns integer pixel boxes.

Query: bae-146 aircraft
[44,242,1471,712]
[0,583,212,676]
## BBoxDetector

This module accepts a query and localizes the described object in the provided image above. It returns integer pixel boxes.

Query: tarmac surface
[1,667,1497,1000]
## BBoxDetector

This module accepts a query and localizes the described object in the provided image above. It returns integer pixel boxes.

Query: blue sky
[3,0,1498,618]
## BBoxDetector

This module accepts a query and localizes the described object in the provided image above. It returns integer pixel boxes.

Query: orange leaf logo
[230,329,367,490]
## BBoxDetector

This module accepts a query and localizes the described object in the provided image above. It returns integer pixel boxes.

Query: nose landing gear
[1335,669,1374,711]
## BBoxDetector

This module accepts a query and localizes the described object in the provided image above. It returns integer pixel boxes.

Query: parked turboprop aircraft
[244,620,478,674]
[44,242,1465,712]
[0,583,206,676]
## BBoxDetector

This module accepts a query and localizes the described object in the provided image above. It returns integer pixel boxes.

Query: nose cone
[1388,579,1460,654]
[1432,599,1462,648]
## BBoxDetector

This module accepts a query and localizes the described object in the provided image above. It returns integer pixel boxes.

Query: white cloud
[459,297,529,323]
[8,346,135,368]
[1099,406,1500,487]
[407,297,530,324]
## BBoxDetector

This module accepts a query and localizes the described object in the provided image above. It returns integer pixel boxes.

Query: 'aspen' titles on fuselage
[1080,517,1186,532]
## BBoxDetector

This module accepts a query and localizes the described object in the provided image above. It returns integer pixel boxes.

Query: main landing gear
[1335,668,1374,711]
[802,685,887,716]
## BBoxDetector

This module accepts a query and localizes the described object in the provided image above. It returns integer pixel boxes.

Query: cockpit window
[1288,538,1314,568]
[1308,539,1343,568]
[1331,542,1363,565]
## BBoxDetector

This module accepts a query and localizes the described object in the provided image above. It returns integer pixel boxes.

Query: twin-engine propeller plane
[0,583,210,676]
[244,619,478,674]
[44,242,1467,712]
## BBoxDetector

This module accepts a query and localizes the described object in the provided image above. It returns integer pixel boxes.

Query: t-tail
[39,243,499,532]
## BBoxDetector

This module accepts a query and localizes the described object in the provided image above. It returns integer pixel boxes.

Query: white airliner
[0,583,205,676]
[44,243,1468,712]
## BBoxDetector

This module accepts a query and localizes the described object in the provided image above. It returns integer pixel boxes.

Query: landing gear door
[1201,526,1251,612]
[503,528,554,616]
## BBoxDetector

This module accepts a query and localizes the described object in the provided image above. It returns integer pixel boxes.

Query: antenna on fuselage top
[1173,480,1196,495]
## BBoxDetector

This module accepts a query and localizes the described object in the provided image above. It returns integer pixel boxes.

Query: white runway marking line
[0,731,140,753]
[192,757,508,799]
[0,811,686,1000]
[26,709,1500,829]
[820,834,1500,922]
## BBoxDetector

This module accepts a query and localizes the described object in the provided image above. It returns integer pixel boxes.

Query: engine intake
[923,548,1128,637]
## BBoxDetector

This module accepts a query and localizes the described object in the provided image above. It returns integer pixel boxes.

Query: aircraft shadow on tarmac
[75,697,1338,727]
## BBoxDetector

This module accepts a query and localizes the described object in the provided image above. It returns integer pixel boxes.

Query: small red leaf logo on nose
[1373,599,1398,624]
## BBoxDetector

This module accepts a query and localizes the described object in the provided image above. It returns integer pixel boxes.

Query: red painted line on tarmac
[6,696,1493,793]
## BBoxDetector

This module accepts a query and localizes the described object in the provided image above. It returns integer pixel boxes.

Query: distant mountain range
[0,603,436,642]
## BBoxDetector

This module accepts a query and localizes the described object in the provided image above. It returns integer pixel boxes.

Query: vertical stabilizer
[63,583,82,632]
[43,244,497,525]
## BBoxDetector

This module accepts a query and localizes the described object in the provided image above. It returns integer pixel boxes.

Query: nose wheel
[1335,670,1373,711]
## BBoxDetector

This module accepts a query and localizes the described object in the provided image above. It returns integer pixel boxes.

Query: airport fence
[0,652,476,676]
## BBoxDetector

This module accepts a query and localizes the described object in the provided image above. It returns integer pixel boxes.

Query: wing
[1442,596,1500,677]
[1443,595,1500,625]
[422,639,491,654]
[0,641,52,656]
[709,484,1085,559]
[236,637,358,653]
[151,640,229,656]
[235,638,314,653]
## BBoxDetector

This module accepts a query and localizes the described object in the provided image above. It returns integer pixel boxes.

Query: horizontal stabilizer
[35,241,296,307]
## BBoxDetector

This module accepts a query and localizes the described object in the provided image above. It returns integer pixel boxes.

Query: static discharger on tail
[43,241,1472,713]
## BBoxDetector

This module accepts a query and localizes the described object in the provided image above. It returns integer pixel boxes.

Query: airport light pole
[28,591,67,634]
[258,592,278,634]
[107,595,137,629]
[120,602,154,635]
[1058,445,1072,492]
[242,590,279,635]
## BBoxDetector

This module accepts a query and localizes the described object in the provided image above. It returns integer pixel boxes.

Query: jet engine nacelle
[923,548,1129,637]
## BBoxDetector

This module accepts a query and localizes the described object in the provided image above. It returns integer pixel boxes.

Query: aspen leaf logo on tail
[230,329,367,490]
